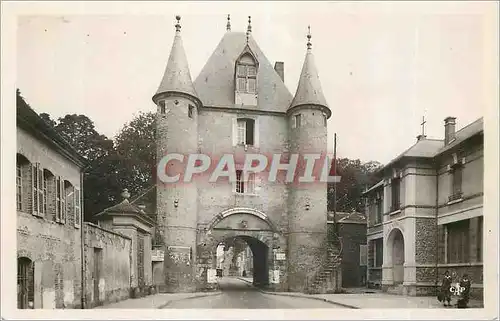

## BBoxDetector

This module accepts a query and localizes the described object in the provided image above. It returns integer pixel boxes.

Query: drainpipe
[434,163,439,294]
[80,171,86,309]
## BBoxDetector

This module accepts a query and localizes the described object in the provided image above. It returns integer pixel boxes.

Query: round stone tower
[152,16,202,292]
[286,27,332,292]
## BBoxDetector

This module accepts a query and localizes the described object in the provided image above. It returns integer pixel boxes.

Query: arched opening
[17,257,34,309]
[214,235,270,288]
[388,228,405,284]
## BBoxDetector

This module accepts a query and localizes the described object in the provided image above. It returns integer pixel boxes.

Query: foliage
[327,158,383,213]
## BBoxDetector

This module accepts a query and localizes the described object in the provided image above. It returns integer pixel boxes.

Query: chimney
[416,134,427,141]
[274,61,284,82]
[444,117,457,145]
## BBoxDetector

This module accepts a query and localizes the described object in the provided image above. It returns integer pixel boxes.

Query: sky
[15,1,495,165]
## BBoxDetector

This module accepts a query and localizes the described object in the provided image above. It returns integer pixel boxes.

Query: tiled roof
[193,32,293,112]
[94,198,154,225]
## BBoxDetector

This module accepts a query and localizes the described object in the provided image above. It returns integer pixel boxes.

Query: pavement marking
[236,277,359,309]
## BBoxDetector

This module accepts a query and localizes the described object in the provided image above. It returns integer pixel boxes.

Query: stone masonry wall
[84,223,131,308]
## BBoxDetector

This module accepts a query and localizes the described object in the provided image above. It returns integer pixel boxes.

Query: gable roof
[17,93,87,168]
[193,32,293,112]
[94,198,155,226]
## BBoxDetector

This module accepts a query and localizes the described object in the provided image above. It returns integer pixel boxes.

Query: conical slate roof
[153,18,200,104]
[289,44,329,111]
[193,32,293,112]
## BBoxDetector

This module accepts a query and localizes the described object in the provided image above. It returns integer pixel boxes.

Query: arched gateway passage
[198,208,284,290]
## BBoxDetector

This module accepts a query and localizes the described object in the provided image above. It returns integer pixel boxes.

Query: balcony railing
[448,192,464,203]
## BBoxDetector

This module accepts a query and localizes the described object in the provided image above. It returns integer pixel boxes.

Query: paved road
[163,277,344,309]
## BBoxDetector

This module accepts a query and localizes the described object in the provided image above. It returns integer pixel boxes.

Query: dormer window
[236,53,257,94]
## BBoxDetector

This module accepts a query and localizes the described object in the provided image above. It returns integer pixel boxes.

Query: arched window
[236,53,257,94]
[17,257,34,309]
[16,154,31,212]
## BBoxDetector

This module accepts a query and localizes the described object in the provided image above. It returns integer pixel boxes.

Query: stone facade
[152,17,338,293]
[364,117,484,299]
[83,223,132,308]
[16,99,86,309]
[16,94,156,309]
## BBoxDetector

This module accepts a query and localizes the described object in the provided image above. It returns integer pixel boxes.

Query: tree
[114,112,157,216]
[327,158,382,213]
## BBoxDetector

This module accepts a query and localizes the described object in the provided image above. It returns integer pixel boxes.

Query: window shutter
[38,166,44,216]
[254,117,260,148]
[59,177,66,224]
[55,177,60,222]
[74,188,81,228]
[232,118,238,146]
[31,164,38,216]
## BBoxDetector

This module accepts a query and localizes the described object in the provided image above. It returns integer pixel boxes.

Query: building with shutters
[363,117,483,299]
[16,91,86,309]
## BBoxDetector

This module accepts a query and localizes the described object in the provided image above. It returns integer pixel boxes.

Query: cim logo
[450,283,465,296]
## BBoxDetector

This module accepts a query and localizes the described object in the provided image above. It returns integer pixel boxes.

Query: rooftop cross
[226,14,231,31]
[421,116,427,136]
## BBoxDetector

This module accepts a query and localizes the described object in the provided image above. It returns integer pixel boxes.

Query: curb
[237,277,359,309]
[158,292,222,309]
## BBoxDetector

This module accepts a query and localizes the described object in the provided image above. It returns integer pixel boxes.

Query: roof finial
[247,16,252,33]
[175,15,181,33]
[121,189,130,202]
[226,14,231,31]
[307,25,312,51]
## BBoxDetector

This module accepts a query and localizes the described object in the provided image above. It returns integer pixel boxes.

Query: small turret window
[293,114,302,128]
[323,113,327,126]
[188,104,194,118]
[159,101,166,114]
[236,54,257,94]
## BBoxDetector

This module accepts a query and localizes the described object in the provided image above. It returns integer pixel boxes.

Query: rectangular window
[16,164,22,211]
[66,185,73,225]
[235,170,244,193]
[360,244,368,266]
[237,78,246,92]
[391,178,400,212]
[188,105,194,118]
[237,120,246,145]
[374,238,383,267]
[159,100,166,114]
[74,189,81,228]
[450,165,463,200]
[247,78,256,93]
[447,219,470,263]
[56,178,61,222]
[38,167,44,216]
[477,216,483,262]
[376,196,383,223]
[293,114,301,128]
[323,114,327,127]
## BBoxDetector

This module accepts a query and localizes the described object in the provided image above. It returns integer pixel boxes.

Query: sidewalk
[238,278,483,309]
[95,291,221,309]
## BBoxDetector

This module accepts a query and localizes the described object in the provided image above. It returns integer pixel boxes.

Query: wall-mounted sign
[275,252,286,261]
[152,249,164,262]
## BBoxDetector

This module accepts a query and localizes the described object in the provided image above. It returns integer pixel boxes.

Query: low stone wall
[83,223,132,308]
